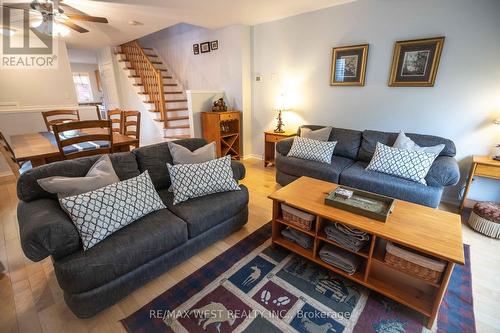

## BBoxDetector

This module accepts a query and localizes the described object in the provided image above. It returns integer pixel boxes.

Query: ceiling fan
[1,0,109,34]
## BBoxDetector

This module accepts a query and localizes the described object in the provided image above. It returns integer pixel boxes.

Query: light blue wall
[251,0,500,203]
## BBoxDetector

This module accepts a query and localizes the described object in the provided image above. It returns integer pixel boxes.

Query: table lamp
[273,93,292,133]
[494,118,500,161]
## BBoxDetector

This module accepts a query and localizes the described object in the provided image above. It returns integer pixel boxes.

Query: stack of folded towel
[319,244,360,275]
[281,227,313,249]
[324,222,370,252]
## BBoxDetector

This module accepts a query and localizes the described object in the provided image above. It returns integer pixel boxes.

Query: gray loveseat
[16,138,248,318]
[276,125,460,208]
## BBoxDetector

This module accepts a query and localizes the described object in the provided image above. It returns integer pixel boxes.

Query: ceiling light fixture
[128,20,143,26]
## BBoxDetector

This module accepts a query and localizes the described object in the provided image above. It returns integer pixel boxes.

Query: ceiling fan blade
[65,14,108,24]
[60,19,89,33]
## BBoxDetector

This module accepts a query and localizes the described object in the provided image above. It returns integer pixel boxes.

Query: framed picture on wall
[388,37,445,87]
[193,44,199,55]
[200,42,211,53]
[330,44,369,86]
[210,40,218,50]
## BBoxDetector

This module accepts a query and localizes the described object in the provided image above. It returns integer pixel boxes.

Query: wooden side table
[460,155,500,212]
[264,130,296,167]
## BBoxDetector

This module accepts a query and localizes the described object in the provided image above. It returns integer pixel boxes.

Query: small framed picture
[210,40,218,50]
[330,44,369,86]
[193,44,199,55]
[200,42,210,53]
[388,37,445,87]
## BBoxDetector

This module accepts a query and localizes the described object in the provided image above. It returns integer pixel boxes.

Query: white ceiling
[4,0,353,49]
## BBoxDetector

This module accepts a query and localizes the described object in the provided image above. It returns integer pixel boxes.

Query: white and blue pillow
[168,155,240,205]
[287,137,337,164]
[366,142,437,185]
[60,171,166,250]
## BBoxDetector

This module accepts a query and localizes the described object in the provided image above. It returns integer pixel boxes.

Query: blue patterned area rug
[122,223,475,333]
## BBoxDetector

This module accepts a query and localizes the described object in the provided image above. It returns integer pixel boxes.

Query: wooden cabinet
[201,111,241,159]
[264,130,297,167]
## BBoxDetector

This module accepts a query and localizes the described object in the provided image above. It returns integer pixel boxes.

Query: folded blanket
[324,222,370,252]
[281,227,313,249]
[334,222,370,241]
[319,244,360,275]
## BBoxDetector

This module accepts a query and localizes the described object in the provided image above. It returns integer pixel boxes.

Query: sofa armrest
[17,199,81,262]
[276,137,295,156]
[425,156,460,187]
[231,161,246,181]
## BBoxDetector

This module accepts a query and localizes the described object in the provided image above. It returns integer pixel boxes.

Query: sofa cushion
[339,161,443,208]
[297,126,362,160]
[276,154,355,184]
[133,138,208,190]
[358,130,456,163]
[17,152,139,202]
[54,208,188,294]
[158,185,249,238]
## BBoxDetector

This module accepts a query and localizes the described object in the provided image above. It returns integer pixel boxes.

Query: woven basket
[384,242,446,284]
[281,204,315,231]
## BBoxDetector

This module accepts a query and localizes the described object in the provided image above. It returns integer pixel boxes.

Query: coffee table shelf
[269,176,464,329]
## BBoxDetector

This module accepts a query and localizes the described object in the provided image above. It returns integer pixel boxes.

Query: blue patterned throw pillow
[60,171,166,250]
[287,136,337,163]
[366,142,438,185]
[167,155,240,205]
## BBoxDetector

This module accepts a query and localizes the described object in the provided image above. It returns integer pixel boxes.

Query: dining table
[10,129,139,167]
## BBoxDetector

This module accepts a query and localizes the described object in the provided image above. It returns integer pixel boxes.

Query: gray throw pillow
[366,142,438,185]
[287,137,337,164]
[300,127,332,141]
[60,171,166,250]
[393,132,445,155]
[37,155,120,198]
[168,141,216,164]
[167,155,240,205]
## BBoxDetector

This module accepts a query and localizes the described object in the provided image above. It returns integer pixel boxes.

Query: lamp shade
[274,93,292,112]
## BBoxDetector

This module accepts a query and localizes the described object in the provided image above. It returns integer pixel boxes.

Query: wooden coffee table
[268,176,464,329]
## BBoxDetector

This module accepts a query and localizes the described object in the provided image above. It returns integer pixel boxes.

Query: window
[73,73,93,103]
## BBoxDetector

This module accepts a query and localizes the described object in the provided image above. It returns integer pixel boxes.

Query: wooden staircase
[115,41,191,139]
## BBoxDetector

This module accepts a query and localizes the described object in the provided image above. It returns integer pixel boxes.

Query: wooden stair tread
[166,116,189,121]
[114,52,125,55]
[165,124,190,129]
[123,66,134,70]
[163,75,173,79]
[149,108,188,112]
[166,99,188,103]
[166,108,188,111]
[165,91,184,94]
[128,75,140,78]
[142,47,153,50]
[147,54,158,58]
[151,61,162,64]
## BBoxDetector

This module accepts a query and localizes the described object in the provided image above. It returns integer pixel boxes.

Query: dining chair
[0,131,21,178]
[122,110,141,148]
[52,120,113,160]
[42,110,80,131]
[107,109,123,134]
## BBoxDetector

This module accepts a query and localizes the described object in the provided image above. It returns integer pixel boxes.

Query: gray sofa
[16,138,248,318]
[276,125,460,208]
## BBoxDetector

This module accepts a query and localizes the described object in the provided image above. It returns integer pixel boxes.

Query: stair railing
[120,40,167,125]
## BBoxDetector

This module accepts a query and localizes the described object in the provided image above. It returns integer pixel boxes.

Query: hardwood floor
[0,158,499,333]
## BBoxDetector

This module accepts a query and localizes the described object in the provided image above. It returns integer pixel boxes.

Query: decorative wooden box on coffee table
[268,176,464,329]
